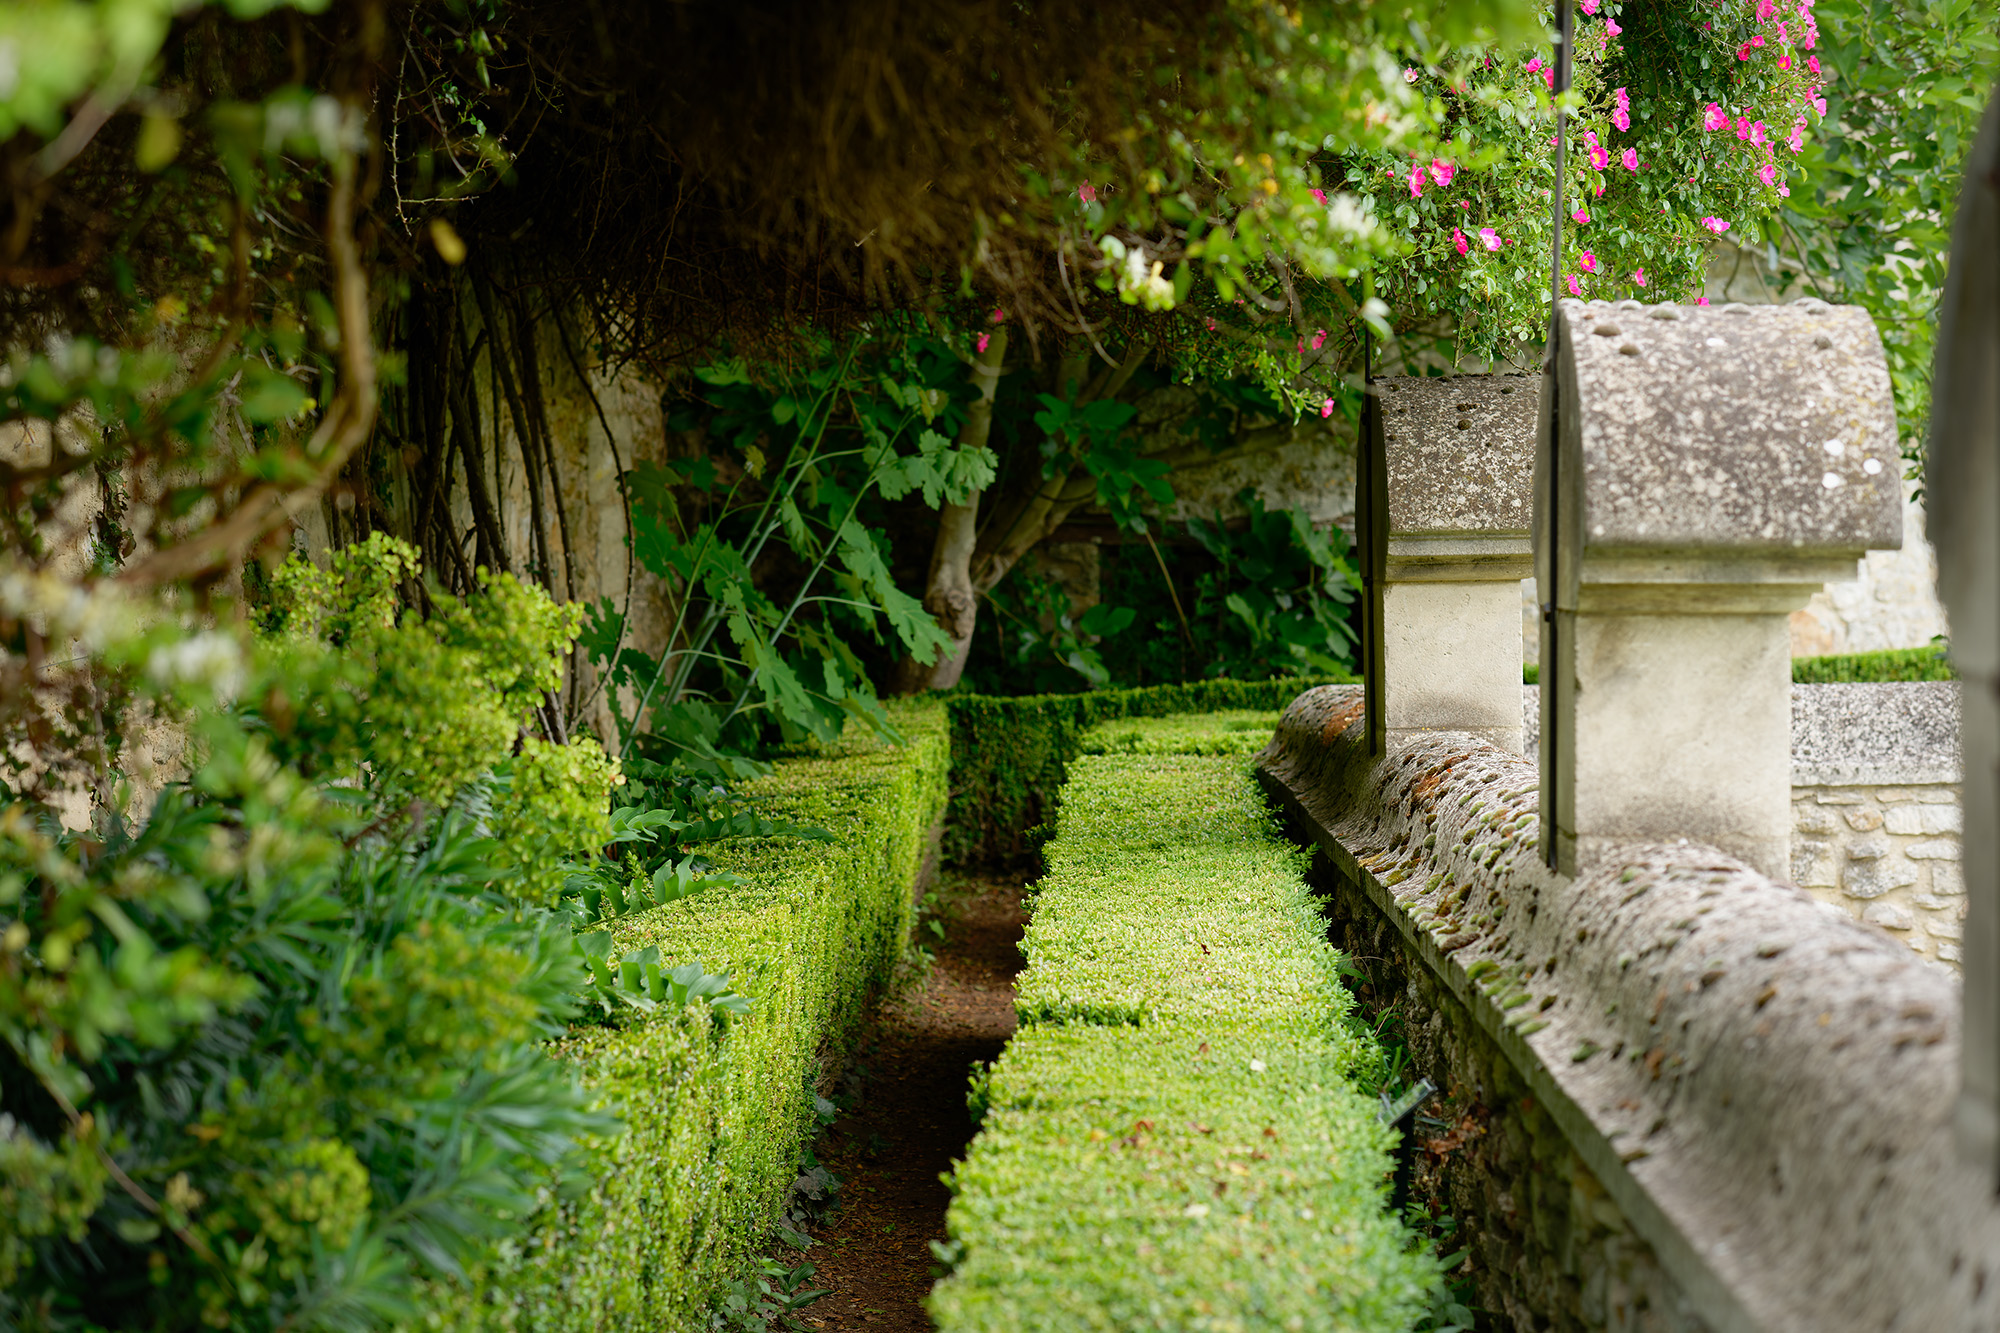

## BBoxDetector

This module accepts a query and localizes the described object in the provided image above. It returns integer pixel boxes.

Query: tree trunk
[891,329,1008,693]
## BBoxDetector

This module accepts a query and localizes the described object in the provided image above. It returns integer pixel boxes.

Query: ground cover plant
[930,731,1433,1330]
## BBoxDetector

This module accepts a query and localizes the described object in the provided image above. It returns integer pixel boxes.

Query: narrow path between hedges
[802,874,1025,1331]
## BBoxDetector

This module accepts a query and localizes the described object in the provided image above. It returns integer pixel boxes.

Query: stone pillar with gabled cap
[1538,296,1902,880]
[1364,375,1538,755]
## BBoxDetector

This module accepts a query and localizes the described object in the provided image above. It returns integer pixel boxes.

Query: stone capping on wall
[1789,680,1961,786]
[1258,685,2000,1333]
[1518,680,1963,786]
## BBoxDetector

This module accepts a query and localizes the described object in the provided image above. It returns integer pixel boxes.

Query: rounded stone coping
[1258,684,1997,1333]
[1552,299,1901,555]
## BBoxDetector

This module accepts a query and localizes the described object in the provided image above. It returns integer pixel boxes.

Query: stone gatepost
[1363,375,1537,754]
[1538,297,1901,879]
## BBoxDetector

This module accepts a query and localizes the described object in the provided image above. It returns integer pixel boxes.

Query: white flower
[1249,1058,1266,1073]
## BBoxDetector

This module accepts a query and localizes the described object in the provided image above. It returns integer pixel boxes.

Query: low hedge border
[1790,644,1955,683]
[1521,646,1956,686]
[438,702,948,1332]
[944,677,1349,866]
[930,723,1432,1332]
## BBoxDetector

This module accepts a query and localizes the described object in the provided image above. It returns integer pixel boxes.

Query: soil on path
[801,874,1026,1331]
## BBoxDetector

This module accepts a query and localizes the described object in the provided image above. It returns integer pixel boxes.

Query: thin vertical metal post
[1359,326,1386,756]
[1540,0,1574,867]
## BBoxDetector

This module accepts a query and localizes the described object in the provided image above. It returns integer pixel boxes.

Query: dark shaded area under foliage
[942,675,1348,865]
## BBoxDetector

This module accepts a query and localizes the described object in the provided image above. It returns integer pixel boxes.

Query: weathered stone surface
[1791,839,1837,888]
[1552,299,1901,554]
[1791,681,1960,786]
[1842,857,1919,899]
[1258,685,2000,1333]
[1790,478,1949,655]
[1376,375,1537,536]
[1863,902,1915,930]
[1886,803,1963,835]
[1909,839,1962,861]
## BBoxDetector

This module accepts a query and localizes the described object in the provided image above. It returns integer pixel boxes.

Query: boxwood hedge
[929,733,1432,1332]
[433,703,947,1331]
[944,677,1347,865]
[1790,644,1955,683]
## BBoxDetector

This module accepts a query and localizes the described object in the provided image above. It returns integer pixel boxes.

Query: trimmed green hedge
[439,703,948,1331]
[1791,645,1955,683]
[930,743,1430,1332]
[1523,647,1957,686]
[944,677,1348,865]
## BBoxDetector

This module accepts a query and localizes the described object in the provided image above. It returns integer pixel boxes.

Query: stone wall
[1792,786,1964,961]
[1313,847,1709,1333]
[1789,682,1963,964]
[1523,681,1969,969]
[1259,684,1999,1333]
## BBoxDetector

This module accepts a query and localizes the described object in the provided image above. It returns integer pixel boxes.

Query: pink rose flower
[1078,181,1097,204]
[1778,54,1791,70]
[1703,102,1728,131]
[1633,267,1648,288]
[1750,120,1769,146]
[1612,108,1632,131]
[1808,55,1820,75]
[1543,68,1554,88]
[1738,42,1752,59]
[1580,0,1599,12]
[1759,162,1779,187]
[1814,97,1828,117]
[1430,159,1456,187]
[1756,0,1776,18]
[1526,56,1542,72]
[1736,117,1752,140]
[1408,162,1426,197]
[1695,296,1711,306]
[1606,18,1621,35]
[1310,187,1329,205]
[1567,274,1583,295]
[1787,123,1806,152]
[1622,147,1639,170]
[1404,67,1420,83]
[1590,145,1610,170]
[1452,227,1469,255]
[1479,227,1502,251]
[976,333,990,353]
[1701,216,1729,234]
[1580,251,1598,272]
[991,307,1007,323]
[1311,329,1328,350]
[1320,398,1336,419]
[1573,207,1590,224]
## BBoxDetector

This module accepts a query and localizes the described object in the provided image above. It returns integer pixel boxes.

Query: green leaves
[574,934,753,1020]
[870,427,997,508]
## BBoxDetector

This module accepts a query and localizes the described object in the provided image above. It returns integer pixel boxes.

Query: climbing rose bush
[1346,0,1828,359]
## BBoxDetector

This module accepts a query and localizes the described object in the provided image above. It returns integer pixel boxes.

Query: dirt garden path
[801,875,1026,1331]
